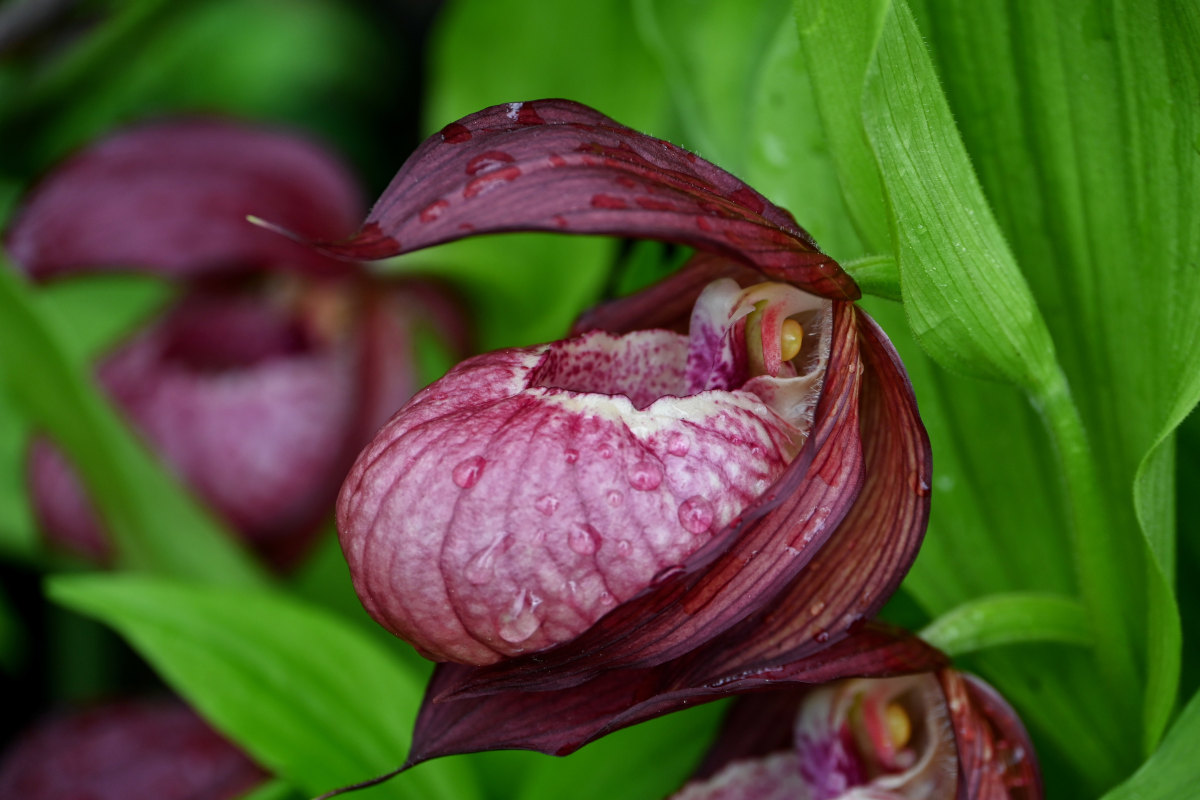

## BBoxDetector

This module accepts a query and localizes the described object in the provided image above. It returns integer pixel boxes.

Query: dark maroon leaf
[406,623,944,767]
[6,118,363,281]
[300,99,859,301]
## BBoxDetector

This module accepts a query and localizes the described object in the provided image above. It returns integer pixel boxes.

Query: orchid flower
[278,98,943,779]
[5,119,465,568]
[0,697,265,799]
[673,669,1042,800]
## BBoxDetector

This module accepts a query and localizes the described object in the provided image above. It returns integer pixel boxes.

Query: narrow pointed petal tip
[296,99,860,301]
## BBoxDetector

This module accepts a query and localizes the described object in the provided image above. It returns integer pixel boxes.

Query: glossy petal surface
[300,99,858,300]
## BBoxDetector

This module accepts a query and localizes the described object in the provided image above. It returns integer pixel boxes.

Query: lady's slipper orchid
[6,119,465,568]
[283,99,931,781]
[0,697,265,799]
[673,668,1042,800]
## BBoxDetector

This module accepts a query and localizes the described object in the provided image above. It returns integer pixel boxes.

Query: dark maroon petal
[303,99,859,301]
[941,672,1043,800]
[0,697,265,800]
[444,299,867,692]
[6,118,363,281]
[405,624,944,767]
[680,308,932,680]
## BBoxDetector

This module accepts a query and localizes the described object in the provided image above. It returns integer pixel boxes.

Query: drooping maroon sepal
[306,99,859,301]
[406,623,944,767]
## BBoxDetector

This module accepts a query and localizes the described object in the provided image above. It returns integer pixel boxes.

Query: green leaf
[904,0,1197,755]
[794,0,891,253]
[0,259,264,585]
[1101,685,1200,800]
[920,592,1092,657]
[861,1,1058,391]
[637,0,865,262]
[48,574,480,800]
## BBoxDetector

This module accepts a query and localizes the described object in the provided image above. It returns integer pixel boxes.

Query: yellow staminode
[780,319,804,362]
[884,701,912,749]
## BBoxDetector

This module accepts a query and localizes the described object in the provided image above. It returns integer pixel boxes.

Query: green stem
[1033,365,1140,710]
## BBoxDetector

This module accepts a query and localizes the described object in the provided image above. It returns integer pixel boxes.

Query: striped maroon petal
[404,624,944,767]
[293,99,858,301]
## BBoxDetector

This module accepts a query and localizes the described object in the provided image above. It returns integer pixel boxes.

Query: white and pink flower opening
[338,277,833,664]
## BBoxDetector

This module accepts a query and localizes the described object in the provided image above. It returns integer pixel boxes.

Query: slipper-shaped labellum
[296,99,936,786]
[6,119,465,568]
[674,669,1042,800]
[0,697,265,799]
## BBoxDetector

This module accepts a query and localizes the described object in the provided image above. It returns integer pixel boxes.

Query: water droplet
[568,524,601,555]
[419,199,448,223]
[465,544,497,585]
[678,496,715,534]
[652,565,685,584]
[564,449,580,464]
[627,460,663,491]
[452,456,486,488]
[809,601,826,617]
[813,630,830,644]
[912,475,931,496]
[606,490,623,507]
[440,122,471,143]
[616,539,633,557]
[498,589,541,644]
[462,166,521,198]
[534,494,559,516]
[598,444,614,459]
[599,591,615,606]
[667,432,691,456]
[465,150,515,176]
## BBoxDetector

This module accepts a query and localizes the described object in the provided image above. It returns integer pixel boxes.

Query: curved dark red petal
[679,307,932,680]
[941,671,1044,800]
[445,299,867,696]
[305,99,859,301]
[405,623,944,767]
[6,118,363,281]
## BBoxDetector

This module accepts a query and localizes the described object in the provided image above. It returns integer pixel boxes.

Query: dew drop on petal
[628,460,663,491]
[465,545,496,585]
[452,456,486,488]
[598,444,614,459]
[534,494,559,516]
[809,601,826,617]
[667,432,691,456]
[616,539,633,557]
[813,630,831,644]
[497,589,541,644]
[599,591,615,607]
[678,496,715,534]
[569,524,601,555]
[565,449,580,464]
[606,490,623,507]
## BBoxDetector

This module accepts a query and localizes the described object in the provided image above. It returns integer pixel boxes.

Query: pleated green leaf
[920,592,1092,657]
[1102,685,1200,800]
[49,574,480,800]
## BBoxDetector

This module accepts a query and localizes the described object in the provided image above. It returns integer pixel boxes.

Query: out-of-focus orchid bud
[673,669,1042,800]
[6,119,466,569]
[0,697,265,799]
